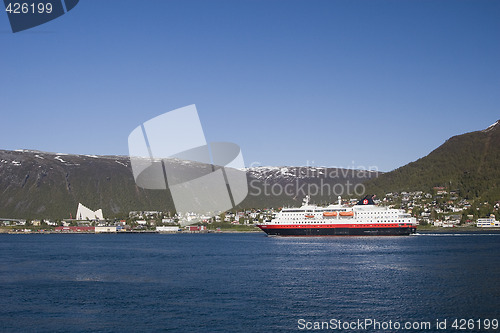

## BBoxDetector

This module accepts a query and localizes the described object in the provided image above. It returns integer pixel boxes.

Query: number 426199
[5,2,53,14]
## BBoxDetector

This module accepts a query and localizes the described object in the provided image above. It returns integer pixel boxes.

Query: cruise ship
[257,195,417,236]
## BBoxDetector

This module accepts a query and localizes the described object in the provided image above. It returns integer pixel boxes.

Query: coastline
[0,228,263,235]
[2,228,500,235]
[415,225,500,234]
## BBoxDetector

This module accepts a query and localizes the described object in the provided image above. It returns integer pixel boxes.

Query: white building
[95,226,117,233]
[76,203,104,221]
[433,220,443,227]
[156,226,180,232]
[477,218,500,228]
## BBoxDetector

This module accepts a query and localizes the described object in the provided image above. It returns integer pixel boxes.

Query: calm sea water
[0,232,499,332]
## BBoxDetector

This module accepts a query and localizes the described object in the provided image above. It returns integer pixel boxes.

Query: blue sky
[0,0,499,171]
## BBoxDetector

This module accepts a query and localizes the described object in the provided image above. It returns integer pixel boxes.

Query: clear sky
[1,0,499,171]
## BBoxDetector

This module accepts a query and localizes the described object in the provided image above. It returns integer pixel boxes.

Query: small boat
[323,212,337,217]
[305,214,314,218]
[339,211,354,217]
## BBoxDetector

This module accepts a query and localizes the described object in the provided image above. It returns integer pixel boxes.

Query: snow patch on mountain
[483,120,500,133]
[115,160,128,167]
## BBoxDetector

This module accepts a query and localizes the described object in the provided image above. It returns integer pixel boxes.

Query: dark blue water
[0,233,499,332]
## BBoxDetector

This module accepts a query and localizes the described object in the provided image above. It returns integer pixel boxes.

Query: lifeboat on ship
[305,214,314,218]
[323,212,337,217]
[339,211,354,217]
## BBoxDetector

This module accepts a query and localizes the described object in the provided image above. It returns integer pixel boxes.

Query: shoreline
[2,229,500,235]
[415,226,500,233]
[1,229,263,235]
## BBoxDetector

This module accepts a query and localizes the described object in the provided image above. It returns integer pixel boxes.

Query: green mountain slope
[365,120,500,201]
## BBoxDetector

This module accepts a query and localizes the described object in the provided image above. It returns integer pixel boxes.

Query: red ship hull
[257,223,417,236]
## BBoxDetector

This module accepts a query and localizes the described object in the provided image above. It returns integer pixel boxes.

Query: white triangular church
[76,203,104,221]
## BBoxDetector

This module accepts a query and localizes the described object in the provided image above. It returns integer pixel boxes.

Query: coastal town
[1,188,499,234]
[383,188,500,228]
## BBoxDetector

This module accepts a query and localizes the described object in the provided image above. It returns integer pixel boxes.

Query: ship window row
[275,224,411,228]
[283,212,353,215]
[377,220,408,223]
[278,219,410,224]
[294,209,342,212]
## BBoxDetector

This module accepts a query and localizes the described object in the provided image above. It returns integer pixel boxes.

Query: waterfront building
[477,217,500,227]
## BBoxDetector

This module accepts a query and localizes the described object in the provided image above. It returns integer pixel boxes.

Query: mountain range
[1,120,498,219]
[0,150,377,219]
[364,119,500,202]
